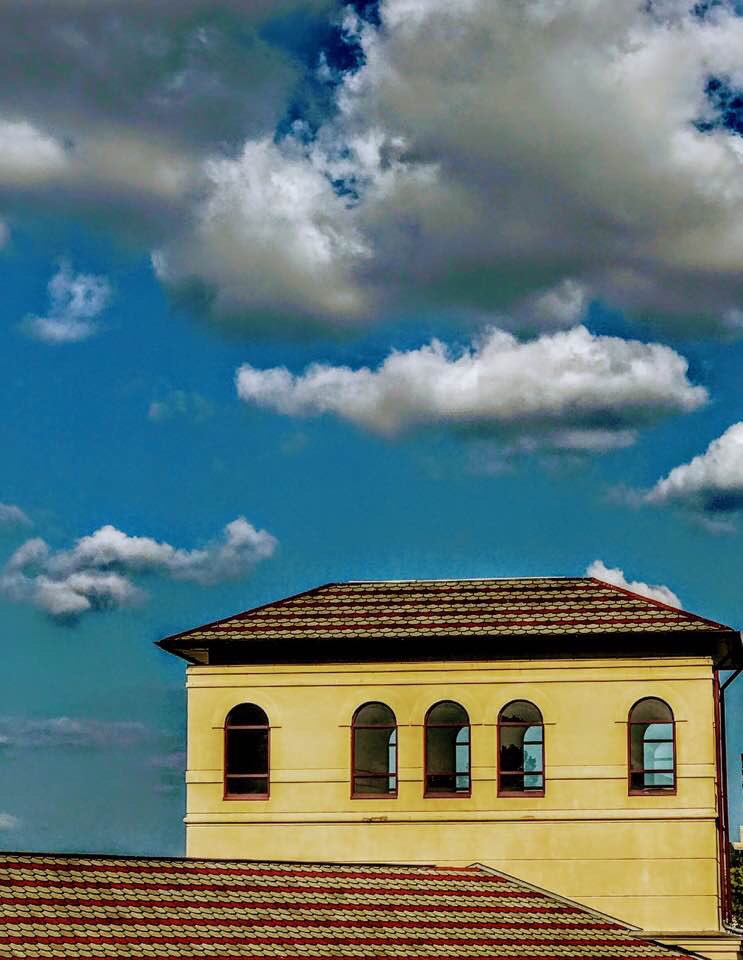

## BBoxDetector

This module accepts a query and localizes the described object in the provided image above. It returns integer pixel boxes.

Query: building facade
[160,577,743,959]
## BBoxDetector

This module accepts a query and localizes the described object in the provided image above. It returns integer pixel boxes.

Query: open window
[351,702,397,798]
[628,697,675,794]
[424,701,471,796]
[224,703,270,799]
[498,700,544,796]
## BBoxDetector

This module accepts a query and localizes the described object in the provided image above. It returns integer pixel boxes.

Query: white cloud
[1,3,742,334]
[0,517,278,621]
[236,325,706,449]
[0,2,326,237]
[158,0,743,332]
[586,560,681,608]
[153,137,371,325]
[0,813,19,830]
[0,118,68,183]
[646,421,743,514]
[517,280,590,330]
[0,502,30,527]
[22,261,111,344]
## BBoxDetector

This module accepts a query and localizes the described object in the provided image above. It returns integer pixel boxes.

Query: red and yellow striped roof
[0,852,694,959]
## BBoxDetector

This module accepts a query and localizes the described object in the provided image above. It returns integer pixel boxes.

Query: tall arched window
[628,697,675,794]
[224,703,270,798]
[498,700,544,795]
[351,702,397,797]
[424,701,470,796]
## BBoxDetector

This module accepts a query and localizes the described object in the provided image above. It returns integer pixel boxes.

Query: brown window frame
[223,704,270,801]
[424,700,471,799]
[627,697,676,796]
[497,700,545,798]
[350,702,398,799]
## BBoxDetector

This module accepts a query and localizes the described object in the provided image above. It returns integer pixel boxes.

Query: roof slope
[158,577,739,664]
[0,852,695,959]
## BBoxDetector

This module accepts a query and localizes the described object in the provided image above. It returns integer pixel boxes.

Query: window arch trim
[497,699,545,797]
[350,701,398,799]
[627,696,676,796]
[423,700,471,798]
[223,703,270,800]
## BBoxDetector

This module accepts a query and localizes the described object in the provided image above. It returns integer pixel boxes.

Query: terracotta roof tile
[158,578,737,663]
[0,853,695,959]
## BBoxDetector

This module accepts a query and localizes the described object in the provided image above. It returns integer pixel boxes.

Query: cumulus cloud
[1,2,743,333]
[0,2,333,241]
[0,716,149,749]
[0,517,277,621]
[21,261,111,344]
[0,503,30,527]
[153,137,371,326]
[587,560,681,608]
[158,0,743,332]
[646,421,743,515]
[236,325,706,449]
[148,390,213,423]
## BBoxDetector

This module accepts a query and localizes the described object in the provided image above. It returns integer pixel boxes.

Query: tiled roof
[0,852,695,959]
[158,578,736,660]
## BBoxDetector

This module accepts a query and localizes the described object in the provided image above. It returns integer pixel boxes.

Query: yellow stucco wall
[184,656,723,934]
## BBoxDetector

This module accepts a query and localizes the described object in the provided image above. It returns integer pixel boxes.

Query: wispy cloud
[237,325,706,453]
[0,813,19,830]
[0,517,277,621]
[21,261,111,344]
[0,502,30,527]
[0,716,150,749]
[586,560,681,608]
[148,390,214,424]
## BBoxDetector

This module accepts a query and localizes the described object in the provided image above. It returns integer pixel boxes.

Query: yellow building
[159,577,743,960]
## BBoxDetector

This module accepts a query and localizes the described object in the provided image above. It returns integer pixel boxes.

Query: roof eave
[158,627,742,668]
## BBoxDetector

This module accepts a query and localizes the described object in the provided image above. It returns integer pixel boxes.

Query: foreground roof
[158,577,741,666]
[0,852,695,960]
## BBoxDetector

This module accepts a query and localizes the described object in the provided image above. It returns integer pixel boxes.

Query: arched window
[498,700,544,795]
[224,703,270,798]
[351,702,397,797]
[424,701,470,796]
[628,697,675,794]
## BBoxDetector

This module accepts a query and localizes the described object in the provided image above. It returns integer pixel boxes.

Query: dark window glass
[352,703,397,797]
[224,703,269,799]
[498,700,544,794]
[628,698,675,793]
[425,701,470,795]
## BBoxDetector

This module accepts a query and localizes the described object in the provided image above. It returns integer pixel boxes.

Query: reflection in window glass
[498,701,544,794]
[224,704,270,798]
[425,701,470,795]
[352,703,397,796]
[629,698,675,792]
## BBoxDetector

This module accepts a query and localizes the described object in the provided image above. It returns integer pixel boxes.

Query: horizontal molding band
[184,810,718,824]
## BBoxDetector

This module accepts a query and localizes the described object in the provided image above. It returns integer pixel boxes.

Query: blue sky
[1,0,743,854]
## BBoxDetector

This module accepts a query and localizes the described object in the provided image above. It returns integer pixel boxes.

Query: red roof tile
[0,852,696,959]
[158,577,739,665]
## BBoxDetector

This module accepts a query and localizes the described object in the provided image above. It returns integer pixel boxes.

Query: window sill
[351,793,398,800]
[628,789,677,797]
[223,793,270,801]
[423,792,472,799]
[498,791,545,798]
